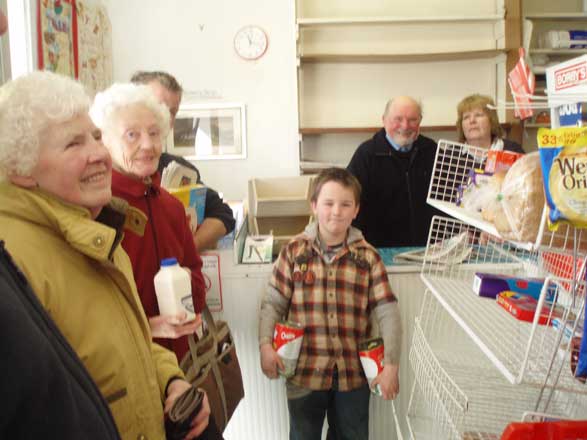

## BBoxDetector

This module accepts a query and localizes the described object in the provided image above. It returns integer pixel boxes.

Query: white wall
[102,0,299,201]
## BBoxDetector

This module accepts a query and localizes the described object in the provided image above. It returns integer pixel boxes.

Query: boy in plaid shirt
[259,168,401,440]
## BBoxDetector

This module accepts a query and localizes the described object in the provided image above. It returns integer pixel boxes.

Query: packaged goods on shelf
[537,127,587,230]
[473,273,546,300]
[496,291,560,325]
[541,30,587,49]
[456,170,496,214]
[486,152,545,243]
[484,150,523,174]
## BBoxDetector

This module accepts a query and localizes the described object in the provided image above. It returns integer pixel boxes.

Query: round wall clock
[234,25,268,60]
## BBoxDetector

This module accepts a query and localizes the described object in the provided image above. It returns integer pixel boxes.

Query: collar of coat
[373,128,423,157]
[111,168,162,198]
[292,221,373,269]
[0,182,143,261]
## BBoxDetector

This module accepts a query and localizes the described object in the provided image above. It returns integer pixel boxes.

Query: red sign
[554,61,587,91]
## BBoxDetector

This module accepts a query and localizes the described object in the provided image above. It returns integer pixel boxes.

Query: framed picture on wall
[169,102,247,160]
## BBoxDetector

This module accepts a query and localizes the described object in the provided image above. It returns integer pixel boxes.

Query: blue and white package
[557,102,586,127]
[577,273,587,378]
[473,272,547,300]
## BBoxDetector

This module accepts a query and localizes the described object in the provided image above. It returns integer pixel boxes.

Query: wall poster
[37,0,78,78]
[76,0,113,96]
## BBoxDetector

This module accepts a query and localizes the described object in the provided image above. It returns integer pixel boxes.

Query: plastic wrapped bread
[482,152,544,242]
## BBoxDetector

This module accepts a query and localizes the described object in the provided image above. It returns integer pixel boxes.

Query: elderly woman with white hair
[90,83,207,362]
[0,70,210,439]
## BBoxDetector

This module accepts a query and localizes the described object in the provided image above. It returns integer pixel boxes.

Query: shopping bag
[179,306,244,435]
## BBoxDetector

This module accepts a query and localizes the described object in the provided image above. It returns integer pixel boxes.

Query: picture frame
[169,102,247,160]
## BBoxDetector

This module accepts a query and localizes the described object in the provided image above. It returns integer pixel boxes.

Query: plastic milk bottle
[154,257,196,322]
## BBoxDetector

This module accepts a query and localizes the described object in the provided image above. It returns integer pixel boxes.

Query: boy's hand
[260,343,284,379]
[371,363,399,400]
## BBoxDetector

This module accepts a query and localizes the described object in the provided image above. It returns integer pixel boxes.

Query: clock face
[234,25,268,60]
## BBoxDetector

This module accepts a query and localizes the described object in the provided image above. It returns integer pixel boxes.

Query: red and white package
[484,150,523,174]
[358,337,384,395]
[273,320,304,378]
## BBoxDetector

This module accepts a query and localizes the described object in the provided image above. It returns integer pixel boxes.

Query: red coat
[112,170,205,360]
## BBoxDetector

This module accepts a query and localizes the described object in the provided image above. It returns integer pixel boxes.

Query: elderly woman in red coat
[90,83,206,361]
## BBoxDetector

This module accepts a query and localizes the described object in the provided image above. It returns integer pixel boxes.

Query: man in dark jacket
[0,241,121,439]
[130,71,236,251]
[347,96,442,248]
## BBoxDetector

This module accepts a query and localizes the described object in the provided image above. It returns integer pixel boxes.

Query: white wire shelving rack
[406,291,587,440]
[420,215,586,393]
[426,140,587,252]
[421,139,587,391]
[406,137,587,438]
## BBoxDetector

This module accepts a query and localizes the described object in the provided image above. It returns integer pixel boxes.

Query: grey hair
[89,83,170,140]
[383,96,423,119]
[0,71,90,181]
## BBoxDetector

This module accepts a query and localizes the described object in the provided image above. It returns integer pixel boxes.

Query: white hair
[0,71,90,181]
[89,83,170,140]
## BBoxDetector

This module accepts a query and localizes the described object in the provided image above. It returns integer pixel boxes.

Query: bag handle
[201,305,218,336]
[187,305,230,427]
[202,305,229,426]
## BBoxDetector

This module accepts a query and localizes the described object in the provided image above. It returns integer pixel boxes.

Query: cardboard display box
[248,176,314,218]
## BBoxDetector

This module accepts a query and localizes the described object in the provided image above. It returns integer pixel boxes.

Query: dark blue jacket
[0,241,120,440]
[348,129,442,247]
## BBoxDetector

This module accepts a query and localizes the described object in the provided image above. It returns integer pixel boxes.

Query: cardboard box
[253,215,311,254]
[248,176,313,218]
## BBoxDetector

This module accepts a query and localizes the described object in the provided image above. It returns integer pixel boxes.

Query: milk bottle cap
[161,257,178,266]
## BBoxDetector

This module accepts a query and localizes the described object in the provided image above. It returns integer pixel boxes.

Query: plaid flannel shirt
[266,223,397,391]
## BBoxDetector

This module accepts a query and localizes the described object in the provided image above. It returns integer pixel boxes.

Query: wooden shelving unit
[521,0,587,150]
[299,123,513,136]
[299,50,506,64]
[295,0,523,174]
[297,15,504,27]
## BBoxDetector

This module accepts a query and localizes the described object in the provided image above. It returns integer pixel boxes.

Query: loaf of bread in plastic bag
[482,152,544,242]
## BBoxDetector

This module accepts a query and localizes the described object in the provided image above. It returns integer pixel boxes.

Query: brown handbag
[180,306,244,434]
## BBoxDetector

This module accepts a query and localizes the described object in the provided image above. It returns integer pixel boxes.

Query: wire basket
[420,216,587,393]
[426,139,587,252]
[406,291,585,440]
